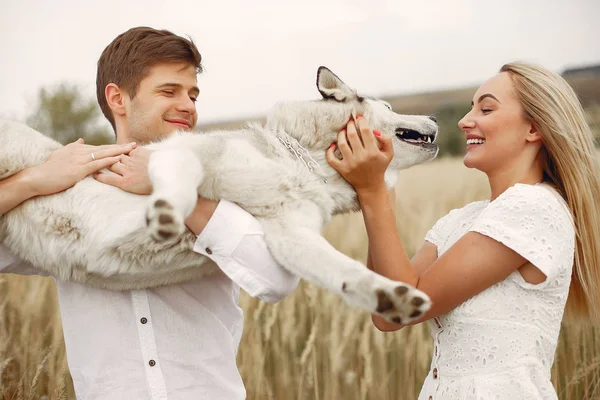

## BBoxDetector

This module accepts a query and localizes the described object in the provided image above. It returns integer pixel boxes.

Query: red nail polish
[373,130,381,137]
[329,143,335,149]
[356,114,363,119]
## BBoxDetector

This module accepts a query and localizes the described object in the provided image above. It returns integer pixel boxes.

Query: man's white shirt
[0,200,299,400]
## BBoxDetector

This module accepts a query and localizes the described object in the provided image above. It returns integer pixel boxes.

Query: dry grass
[2,158,599,399]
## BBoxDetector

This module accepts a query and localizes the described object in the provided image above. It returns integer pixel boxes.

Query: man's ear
[526,123,543,143]
[105,83,127,117]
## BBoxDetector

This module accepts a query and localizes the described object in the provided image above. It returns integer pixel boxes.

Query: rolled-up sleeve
[192,200,299,303]
[0,243,45,275]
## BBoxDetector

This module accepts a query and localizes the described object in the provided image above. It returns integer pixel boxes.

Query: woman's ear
[526,123,543,143]
[105,83,127,117]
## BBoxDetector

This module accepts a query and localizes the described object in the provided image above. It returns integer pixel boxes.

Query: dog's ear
[317,67,358,102]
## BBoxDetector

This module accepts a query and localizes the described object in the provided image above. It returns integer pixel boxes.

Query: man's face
[123,62,199,144]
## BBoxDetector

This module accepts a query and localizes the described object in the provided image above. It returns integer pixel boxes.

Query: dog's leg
[259,219,431,324]
[146,148,204,244]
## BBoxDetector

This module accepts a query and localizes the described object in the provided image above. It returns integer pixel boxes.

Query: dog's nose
[428,115,437,123]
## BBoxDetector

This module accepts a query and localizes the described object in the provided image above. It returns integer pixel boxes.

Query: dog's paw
[372,282,431,325]
[146,198,186,243]
[342,275,431,325]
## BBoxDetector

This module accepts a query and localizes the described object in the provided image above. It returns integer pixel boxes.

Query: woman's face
[458,72,538,173]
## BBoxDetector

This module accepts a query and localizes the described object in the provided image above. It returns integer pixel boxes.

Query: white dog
[0,67,438,324]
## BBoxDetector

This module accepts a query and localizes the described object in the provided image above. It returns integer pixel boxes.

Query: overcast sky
[1,0,599,126]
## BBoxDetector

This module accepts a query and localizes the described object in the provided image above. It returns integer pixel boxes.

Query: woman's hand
[326,116,394,196]
[25,139,136,197]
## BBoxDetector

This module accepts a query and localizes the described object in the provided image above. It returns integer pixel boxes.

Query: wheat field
[1,158,599,399]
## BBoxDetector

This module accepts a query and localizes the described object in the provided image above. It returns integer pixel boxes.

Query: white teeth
[466,138,485,145]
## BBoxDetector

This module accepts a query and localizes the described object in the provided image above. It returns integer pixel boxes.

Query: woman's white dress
[418,183,574,400]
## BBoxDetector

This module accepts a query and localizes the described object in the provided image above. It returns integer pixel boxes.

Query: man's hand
[94,148,154,195]
[26,139,136,197]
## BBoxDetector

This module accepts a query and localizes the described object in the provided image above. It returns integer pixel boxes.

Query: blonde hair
[500,61,600,322]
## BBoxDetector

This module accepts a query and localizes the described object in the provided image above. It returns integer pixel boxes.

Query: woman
[326,62,600,399]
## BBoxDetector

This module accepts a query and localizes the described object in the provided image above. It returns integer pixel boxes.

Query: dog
[0,67,438,324]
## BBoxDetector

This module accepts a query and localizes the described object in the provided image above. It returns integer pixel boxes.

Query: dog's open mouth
[395,129,435,146]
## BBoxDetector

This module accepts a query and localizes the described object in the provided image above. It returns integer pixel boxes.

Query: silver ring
[90,152,96,161]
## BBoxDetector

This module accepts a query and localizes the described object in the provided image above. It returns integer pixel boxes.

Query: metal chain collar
[276,132,328,184]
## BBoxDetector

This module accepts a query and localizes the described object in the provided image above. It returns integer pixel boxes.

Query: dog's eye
[384,103,392,110]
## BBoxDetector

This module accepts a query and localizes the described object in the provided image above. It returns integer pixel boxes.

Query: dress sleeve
[469,184,575,282]
[425,208,463,250]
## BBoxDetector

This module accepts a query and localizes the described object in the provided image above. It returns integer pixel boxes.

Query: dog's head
[316,66,439,171]
[267,67,439,173]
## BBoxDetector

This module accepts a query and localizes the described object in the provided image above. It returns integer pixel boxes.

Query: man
[0,26,298,399]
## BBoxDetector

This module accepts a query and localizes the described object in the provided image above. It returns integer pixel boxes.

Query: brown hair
[96,26,202,131]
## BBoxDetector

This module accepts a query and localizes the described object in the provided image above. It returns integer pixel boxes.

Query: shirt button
[140,317,148,324]
[149,360,156,367]
[433,368,438,379]
[205,247,212,255]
